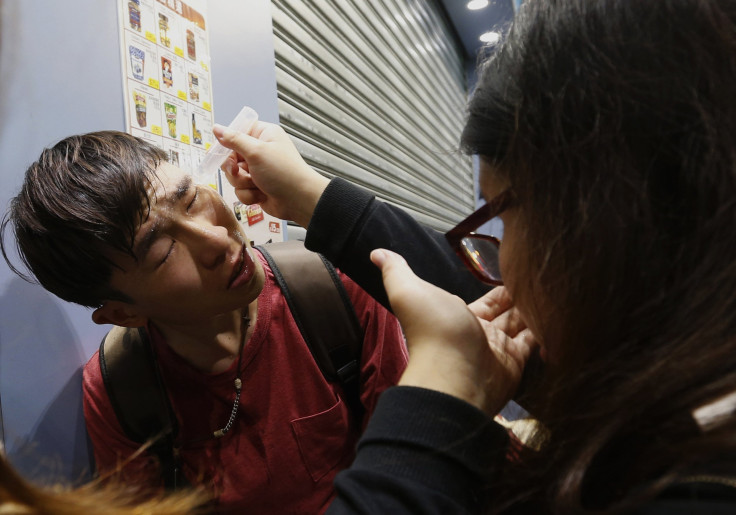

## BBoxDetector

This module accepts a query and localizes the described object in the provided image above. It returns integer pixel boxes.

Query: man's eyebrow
[173,175,192,203]
[134,175,193,262]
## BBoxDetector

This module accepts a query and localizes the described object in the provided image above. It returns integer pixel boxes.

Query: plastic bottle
[194,106,259,185]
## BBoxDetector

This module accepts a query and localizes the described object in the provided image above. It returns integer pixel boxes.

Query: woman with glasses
[215,0,736,512]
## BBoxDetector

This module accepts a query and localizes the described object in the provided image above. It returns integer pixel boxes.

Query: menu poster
[119,0,213,180]
[118,0,284,243]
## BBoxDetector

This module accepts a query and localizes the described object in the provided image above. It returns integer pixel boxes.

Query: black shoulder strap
[257,240,365,421]
[99,326,186,490]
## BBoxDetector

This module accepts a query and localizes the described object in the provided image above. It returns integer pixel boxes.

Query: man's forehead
[132,164,192,260]
[147,163,192,203]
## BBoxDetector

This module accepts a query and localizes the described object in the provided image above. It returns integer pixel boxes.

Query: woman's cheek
[498,225,546,355]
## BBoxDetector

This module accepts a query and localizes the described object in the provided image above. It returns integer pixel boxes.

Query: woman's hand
[467,287,537,407]
[212,121,329,227]
[372,248,537,415]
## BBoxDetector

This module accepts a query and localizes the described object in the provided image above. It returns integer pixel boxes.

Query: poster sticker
[158,48,187,99]
[130,126,164,148]
[128,80,163,135]
[154,4,182,53]
[186,23,210,71]
[190,106,212,149]
[189,146,206,171]
[187,70,200,103]
[125,31,160,88]
[161,94,190,143]
[245,205,265,226]
[186,62,211,110]
[126,0,157,42]
[162,138,193,171]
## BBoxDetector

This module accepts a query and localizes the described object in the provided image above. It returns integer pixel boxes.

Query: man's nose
[184,221,230,270]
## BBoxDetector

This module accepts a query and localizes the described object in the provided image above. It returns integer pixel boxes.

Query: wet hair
[0,450,206,514]
[462,0,736,511]
[1,131,167,308]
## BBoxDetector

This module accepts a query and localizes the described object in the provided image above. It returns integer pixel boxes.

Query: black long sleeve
[305,178,492,310]
[307,179,511,513]
[326,386,510,515]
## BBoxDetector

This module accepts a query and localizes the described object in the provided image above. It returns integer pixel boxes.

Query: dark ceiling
[438,0,516,63]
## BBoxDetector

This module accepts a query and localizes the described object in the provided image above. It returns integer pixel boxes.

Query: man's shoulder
[83,332,106,376]
[82,325,134,384]
[82,344,104,399]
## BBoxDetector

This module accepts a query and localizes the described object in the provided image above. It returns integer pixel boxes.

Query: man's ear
[92,301,148,328]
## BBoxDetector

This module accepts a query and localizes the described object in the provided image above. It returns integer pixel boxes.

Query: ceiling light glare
[479,31,501,44]
[467,0,489,10]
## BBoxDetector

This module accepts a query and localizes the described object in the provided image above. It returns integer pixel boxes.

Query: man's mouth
[228,245,255,289]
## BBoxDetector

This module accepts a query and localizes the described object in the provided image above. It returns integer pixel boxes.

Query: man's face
[108,162,265,326]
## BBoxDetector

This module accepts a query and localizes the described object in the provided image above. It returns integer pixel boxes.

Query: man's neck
[152,300,258,374]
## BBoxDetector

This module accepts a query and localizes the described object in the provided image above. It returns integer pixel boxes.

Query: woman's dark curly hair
[461,0,736,511]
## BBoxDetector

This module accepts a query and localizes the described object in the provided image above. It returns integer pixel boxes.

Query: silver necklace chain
[213,310,250,439]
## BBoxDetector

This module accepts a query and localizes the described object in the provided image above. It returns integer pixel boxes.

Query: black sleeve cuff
[349,386,509,509]
[305,177,374,262]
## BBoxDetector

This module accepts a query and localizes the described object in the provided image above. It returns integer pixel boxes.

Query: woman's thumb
[370,248,422,302]
[213,123,257,157]
[370,248,408,274]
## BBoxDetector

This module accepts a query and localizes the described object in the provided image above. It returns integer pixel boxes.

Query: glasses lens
[460,236,502,283]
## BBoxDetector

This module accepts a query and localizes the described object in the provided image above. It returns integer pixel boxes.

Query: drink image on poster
[164,103,177,138]
[158,13,170,48]
[191,113,202,145]
[129,0,141,31]
[188,72,199,102]
[161,57,173,87]
[133,91,147,127]
[129,45,145,81]
[186,29,196,60]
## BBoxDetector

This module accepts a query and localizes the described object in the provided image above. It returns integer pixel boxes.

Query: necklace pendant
[234,378,242,390]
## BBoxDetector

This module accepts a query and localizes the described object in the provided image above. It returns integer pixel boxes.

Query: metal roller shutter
[272,0,473,230]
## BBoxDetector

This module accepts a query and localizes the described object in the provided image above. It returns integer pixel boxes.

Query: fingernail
[370,249,388,267]
[213,124,232,138]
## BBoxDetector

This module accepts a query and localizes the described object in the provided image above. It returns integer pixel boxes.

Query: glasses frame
[445,189,515,285]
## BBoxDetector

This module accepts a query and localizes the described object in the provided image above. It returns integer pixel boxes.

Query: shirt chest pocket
[290,395,357,482]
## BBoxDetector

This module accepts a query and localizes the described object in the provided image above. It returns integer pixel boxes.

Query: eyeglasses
[445,189,515,285]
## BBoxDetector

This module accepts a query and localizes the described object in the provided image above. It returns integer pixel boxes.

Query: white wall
[0,0,278,484]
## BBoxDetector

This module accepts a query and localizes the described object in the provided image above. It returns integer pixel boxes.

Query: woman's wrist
[398,347,508,415]
[291,173,329,228]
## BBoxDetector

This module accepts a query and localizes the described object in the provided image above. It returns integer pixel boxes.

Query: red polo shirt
[83,250,407,514]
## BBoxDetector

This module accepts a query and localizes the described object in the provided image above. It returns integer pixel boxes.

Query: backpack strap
[257,240,365,421]
[99,326,186,490]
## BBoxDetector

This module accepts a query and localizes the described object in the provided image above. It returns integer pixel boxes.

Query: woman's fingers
[468,287,527,338]
[467,287,513,321]
[371,248,523,414]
